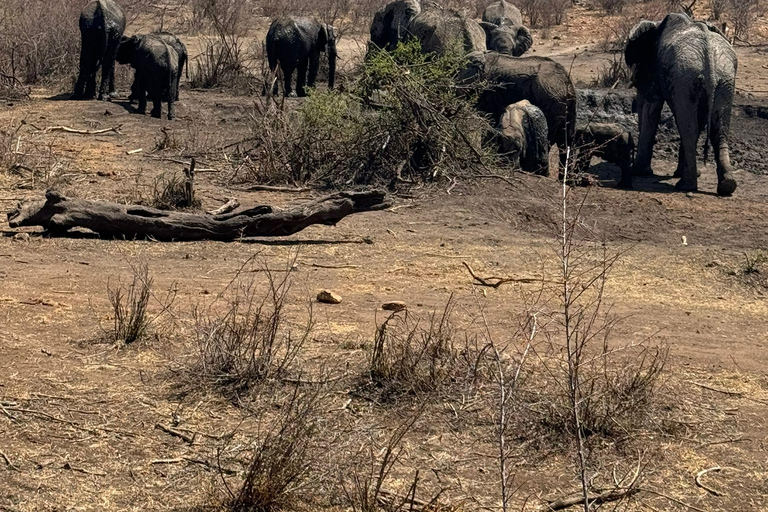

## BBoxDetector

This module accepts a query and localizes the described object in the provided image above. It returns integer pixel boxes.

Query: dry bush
[0,125,79,190]
[725,0,767,41]
[191,262,310,397]
[366,299,486,399]
[592,52,632,87]
[520,0,572,27]
[146,170,200,210]
[228,385,325,511]
[242,39,496,189]
[106,263,153,344]
[190,30,255,90]
[711,0,728,19]
[597,0,629,14]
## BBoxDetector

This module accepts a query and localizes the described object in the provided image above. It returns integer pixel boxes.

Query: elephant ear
[513,25,533,56]
[478,21,497,38]
[625,21,659,83]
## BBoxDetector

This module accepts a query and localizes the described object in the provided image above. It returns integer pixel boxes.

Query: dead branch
[687,381,744,396]
[151,456,238,474]
[307,262,361,269]
[62,461,106,476]
[155,423,195,444]
[462,261,547,288]
[236,184,312,193]
[6,189,390,242]
[695,466,726,496]
[206,198,240,216]
[29,122,123,135]
[0,449,20,471]
[545,487,639,510]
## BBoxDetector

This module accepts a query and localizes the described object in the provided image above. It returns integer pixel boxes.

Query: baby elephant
[117,34,179,120]
[128,32,187,103]
[573,123,634,187]
[497,100,550,176]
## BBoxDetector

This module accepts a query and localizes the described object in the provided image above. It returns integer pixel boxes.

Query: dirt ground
[2,3,768,512]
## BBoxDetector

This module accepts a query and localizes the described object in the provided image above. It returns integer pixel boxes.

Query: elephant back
[482,0,523,27]
[408,5,487,56]
[370,0,422,51]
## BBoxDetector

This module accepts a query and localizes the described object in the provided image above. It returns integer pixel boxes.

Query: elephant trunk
[327,49,337,90]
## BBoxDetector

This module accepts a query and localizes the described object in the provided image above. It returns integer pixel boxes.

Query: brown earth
[2,3,768,512]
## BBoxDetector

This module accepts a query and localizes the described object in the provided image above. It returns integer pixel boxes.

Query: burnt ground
[2,6,768,512]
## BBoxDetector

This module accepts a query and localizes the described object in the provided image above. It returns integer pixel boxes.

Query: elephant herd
[73,0,741,196]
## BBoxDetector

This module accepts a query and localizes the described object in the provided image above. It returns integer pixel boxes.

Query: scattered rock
[686,192,694,198]
[382,301,407,312]
[317,290,342,304]
[97,170,116,177]
[12,232,30,242]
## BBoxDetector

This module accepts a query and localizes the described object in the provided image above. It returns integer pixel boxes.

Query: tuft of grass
[106,263,153,344]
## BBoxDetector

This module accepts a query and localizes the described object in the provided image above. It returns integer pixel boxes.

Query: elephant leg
[307,52,320,89]
[136,74,147,114]
[673,109,700,192]
[73,37,91,99]
[167,97,175,120]
[633,99,663,176]
[673,145,684,178]
[296,58,309,97]
[150,90,162,118]
[712,102,737,196]
[282,65,295,97]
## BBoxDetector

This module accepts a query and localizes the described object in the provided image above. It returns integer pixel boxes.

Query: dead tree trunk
[7,189,389,242]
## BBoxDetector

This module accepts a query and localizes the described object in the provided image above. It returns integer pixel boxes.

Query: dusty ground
[2,3,768,511]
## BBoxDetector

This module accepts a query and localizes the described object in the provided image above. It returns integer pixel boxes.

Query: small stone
[686,192,694,198]
[12,232,30,242]
[317,290,342,304]
[97,170,116,177]
[382,301,406,312]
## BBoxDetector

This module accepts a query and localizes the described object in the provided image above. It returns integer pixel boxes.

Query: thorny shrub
[519,0,572,27]
[105,263,154,345]
[191,263,311,398]
[243,39,497,189]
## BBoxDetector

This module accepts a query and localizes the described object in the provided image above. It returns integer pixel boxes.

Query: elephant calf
[117,35,179,120]
[479,1,533,57]
[129,32,187,103]
[573,123,634,186]
[497,100,550,175]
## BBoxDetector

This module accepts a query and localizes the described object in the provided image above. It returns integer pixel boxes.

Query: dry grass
[105,262,154,344]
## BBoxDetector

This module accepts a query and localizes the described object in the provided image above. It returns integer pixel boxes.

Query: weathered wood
[7,189,390,242]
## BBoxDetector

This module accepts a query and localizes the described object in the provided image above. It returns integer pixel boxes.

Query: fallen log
[7,189,390,242]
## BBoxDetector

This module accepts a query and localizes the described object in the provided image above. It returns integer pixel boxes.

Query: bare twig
[206,198,240,216]
[695,466,726,496]
[155,423,196,444]
[463,261,548,288]
[38,124,122,135]
[0,449,20,471]
[687,381,743,396]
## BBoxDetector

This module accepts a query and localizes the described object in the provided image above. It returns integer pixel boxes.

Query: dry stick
[150,456,238,474]
[695,466,726,497]
[462,261,548,288]
[0,449,20,471]
[44,125,123,135]
[62,461,106,476]
[4,405,134,436]
[206,198,240,216]
[308,262,361,269]
[545,487,640,511]
[697,436,749,448]
[637,488,708,512]
[236,184,312,193]
[155,423,195,444]
[687,381,743,396]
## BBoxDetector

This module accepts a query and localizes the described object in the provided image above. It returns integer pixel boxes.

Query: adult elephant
[407,4,487,56]
[73,0,126,100]
[458,51,577,174]
[482,0,523,26]
[625,13,738,195]
[266,17,337,97]
[129,32,187,103]
[370,0,421,52]
[117,34,179,119]
[479,0,532,56]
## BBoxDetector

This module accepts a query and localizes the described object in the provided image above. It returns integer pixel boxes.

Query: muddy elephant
[458,51,577,172]
[479,1,532,56]
[407,4,487,56]
[573,123,634,185]
[370,0,421,52]
[497,100,550,175]
[482,0,523,26]
[266,17,337,97]
[117,34,179,119]
[625,13,738,195]
[73,0,126,100]
[129,32,187,103]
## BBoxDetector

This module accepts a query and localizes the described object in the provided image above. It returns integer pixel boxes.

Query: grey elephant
[370,0,421,52]
[73,0,126,100]
[625,13,738,195]
[458,51,577,174]
[497,100,550,175]
[407,3,487,56]
[573,123,634,185]
[266,17,337,97]
[482,0,523,26]
[117,34,179,119]
[129,32,187,103]
[480,1,532,56]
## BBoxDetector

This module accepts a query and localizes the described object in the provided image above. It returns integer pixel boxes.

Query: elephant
[129,32,187,103]
[497,100,550,175]
[625,13,738,196]
[479,22,532,57]
[407,3,487,56]
[573,123,635,185]
[482,0,523,27]
[479,0,532,56]
[73,0,126,101]
[116,34,179,119]
[370,0,421,52]
[266,17,337,97]
[458,51,577,174]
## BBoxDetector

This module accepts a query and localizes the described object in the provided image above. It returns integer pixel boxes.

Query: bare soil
[2,4,768,512]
